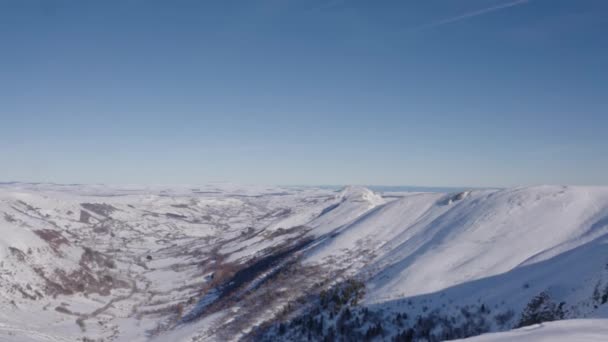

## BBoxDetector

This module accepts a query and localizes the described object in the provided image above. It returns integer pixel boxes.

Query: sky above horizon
[1,0,607,187]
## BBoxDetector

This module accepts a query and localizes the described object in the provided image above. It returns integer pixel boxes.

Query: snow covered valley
[0,183,607,341]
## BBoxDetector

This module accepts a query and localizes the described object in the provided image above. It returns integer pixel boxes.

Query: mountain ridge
[0,183,607,341]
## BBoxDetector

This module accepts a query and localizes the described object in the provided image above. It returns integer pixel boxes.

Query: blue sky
[1,0,607,187]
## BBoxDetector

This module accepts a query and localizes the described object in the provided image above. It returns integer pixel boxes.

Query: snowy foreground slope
[0,183,607,341]
[455,319,608,342]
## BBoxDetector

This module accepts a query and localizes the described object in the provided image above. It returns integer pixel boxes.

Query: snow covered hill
[0,183,607,341]
[455,319,608,342]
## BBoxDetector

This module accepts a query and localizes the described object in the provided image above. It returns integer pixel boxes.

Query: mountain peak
[338,186,385,205]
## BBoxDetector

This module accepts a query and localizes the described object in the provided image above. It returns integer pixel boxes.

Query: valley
[1,183,607,341]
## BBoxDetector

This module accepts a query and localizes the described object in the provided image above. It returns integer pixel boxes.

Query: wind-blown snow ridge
[338,186,385,206]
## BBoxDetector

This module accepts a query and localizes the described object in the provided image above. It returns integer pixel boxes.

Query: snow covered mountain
[0,183,607,341]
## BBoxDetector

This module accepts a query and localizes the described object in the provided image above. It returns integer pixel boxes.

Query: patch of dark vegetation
[34,229,70,251]
[79,210,92,223]
[253,279,369,342]
[494,309,515,327]
[30,247,127,298]
[319,278,366,312]
[8,247,27,262]
[254,281,526,342]
[34,265,128,298]
[221,238,314,298]
[180,237,316,324]
[81,247,116,269]
[592,280,608,306]
[137,302,186,319]
[203,262,327,341]
[517,292,566,328]
[15,285,39,300]
[81,203,117,217]
[265,225,307,239]
[55,305,76,315]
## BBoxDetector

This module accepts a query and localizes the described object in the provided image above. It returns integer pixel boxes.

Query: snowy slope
[2,183,608,341]
[301,186,608,301]
[455,319,608,342]
[0,183,338,342]
[369,186,608,299]
[261,185,608,341]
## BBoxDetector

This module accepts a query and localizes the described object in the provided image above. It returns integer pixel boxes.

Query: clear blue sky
[1,0,607,187]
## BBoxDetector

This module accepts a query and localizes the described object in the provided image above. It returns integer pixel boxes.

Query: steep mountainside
[0,183,607,341]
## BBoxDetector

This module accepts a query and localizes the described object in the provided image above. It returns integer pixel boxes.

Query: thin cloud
[410,0,530,31]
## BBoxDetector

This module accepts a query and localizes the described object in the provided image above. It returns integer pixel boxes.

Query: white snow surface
[302,186,608,302]
[455,319,608,341]
[1,182,608,341]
